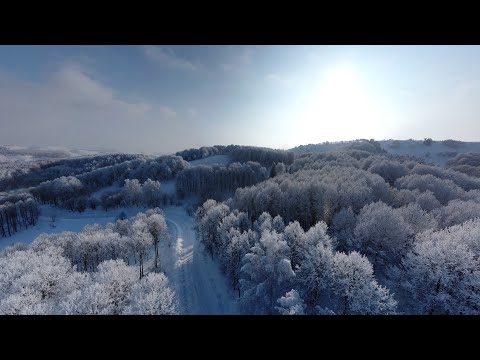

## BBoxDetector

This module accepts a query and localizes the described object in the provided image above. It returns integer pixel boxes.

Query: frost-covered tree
[142,178,162,207]
[0,246,86,314]
[256,212,273,233]
[398,203,438,234]
[60,282,113,315]
[94,259,138,314]
[395,174,464,205]
[433,199,480,229]
[330,207,356,251]
[272,215,285,233]
[276,289,306,315]
[330,251,397,314]
[240,230,295,314]
[367,159,408,185]
[283,221,306,270]
[123,179,142,206]
[353,201,412,270]
[401,236,480,314]
[415,190,442,212]
[224,228,252,297]
[296,228,334,312]
[274,162,286,176]
[196,201,230,258]
[111,218,130,238]
[146,212,167,269]
[129,218,153,279]
[123,273,178,315]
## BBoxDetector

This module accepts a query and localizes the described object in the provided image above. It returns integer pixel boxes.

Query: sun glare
[297,66,389,143]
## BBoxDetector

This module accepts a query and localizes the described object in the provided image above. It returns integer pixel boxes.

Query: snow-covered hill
[291,139,480,166]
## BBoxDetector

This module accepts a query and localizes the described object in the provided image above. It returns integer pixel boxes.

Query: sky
[1,45,480,154]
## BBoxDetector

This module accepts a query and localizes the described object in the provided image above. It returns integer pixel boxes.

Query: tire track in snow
[164,207,238,314]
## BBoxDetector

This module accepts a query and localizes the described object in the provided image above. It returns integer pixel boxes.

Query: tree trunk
[155,238,159,269]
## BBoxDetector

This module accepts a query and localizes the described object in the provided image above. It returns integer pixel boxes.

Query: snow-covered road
[163,206,238,315]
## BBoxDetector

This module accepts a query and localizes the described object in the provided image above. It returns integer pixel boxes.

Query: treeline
[176,144,295,168]
[222,145,295,167]
[291,139,385,155]
[5,155,187,217]
[0,154,140,191]
[0,192,39,238]
[0,209,177,315]
[176,146,226,161]
[0,153,188,194]
[30,176,88,211]
[176,162,268,202]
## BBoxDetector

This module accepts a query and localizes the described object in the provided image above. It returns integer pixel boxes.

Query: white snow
[0,205,147,250]
[379,140,480,166]
[1,203,239,315]
[291,140,480,166]
[189,155,232,167]
[162,206,238,314]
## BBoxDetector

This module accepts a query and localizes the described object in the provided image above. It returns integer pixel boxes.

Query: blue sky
[1,45,479,154]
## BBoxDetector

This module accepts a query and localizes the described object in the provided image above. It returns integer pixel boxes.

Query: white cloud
[0,65,177,153]
[144,46,197,71]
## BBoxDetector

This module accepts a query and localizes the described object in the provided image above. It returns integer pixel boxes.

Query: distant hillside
[0,145,114,160]
[291,139,480,166]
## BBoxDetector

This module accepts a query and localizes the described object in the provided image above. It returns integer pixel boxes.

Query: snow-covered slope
[0,145,115,179]
[380,140,480,166]
[291,140,480,166]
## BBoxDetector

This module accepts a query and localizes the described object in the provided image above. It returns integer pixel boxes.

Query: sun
[297,65,388,143]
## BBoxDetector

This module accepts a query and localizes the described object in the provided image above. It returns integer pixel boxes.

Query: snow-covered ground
[189,155,232,167]
[0,203,238,315]
[291,140,480,166]
[380,140,480,166]
[162,206,238,314]
[0,205,147,250]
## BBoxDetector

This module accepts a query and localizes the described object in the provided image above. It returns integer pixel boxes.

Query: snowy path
[162,206,238,315]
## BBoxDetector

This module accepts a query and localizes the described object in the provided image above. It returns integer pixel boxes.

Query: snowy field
[381,140,480,166]
[0,205,148,250]
[189,155,232,167]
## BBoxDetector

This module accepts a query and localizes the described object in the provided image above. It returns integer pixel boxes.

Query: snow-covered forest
[2,140,480,314]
